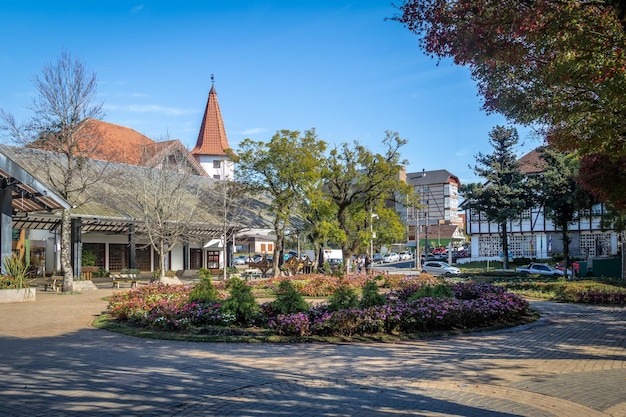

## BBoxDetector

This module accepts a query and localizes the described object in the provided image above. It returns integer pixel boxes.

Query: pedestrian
[365,255,372,275]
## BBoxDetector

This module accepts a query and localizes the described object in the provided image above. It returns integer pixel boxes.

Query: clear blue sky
[0,0,539,184]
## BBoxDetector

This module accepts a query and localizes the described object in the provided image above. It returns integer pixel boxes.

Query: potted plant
[0,255,36,303]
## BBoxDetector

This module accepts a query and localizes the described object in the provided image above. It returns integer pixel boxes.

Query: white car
[399,251,413,261]
[516,263,566,277]
[421,261,461,276]
[233,255,248,265]
[382,252,400,263]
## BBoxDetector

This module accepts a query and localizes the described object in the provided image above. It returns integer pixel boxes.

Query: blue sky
[0,1,540,184]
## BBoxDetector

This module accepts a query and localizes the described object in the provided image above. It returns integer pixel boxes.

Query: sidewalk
[0,286,624,416]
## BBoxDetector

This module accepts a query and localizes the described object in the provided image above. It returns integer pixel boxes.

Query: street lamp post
[370,213,379,258]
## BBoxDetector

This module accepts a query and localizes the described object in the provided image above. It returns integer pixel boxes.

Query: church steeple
[191,76,234,179]
[191,78,231,156]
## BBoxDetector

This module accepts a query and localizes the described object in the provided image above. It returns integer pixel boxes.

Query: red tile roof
[54,119,208,176]
[518,148,546,174]
[78,118,155,165]
[191,85,231,156]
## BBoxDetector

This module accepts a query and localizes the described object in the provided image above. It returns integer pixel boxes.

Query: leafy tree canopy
[322,131,413,265]
[393,1,626,208]
[236,129,327,276]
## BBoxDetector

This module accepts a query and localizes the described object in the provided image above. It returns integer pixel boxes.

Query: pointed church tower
[191,76,234,180]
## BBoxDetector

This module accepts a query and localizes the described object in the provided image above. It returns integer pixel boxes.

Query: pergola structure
[0,151,70,272]
[0,144,272,276]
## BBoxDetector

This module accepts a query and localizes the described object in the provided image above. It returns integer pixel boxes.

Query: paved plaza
[0,286,624,416]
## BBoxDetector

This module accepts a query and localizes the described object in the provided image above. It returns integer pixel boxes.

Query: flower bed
[501,280,626,304]
[269,282,528,337]
[106,276,531,338]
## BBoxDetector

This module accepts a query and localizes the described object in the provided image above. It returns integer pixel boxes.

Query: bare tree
[124,147,206,282]
[0,51,105,291]
[212,174,251,278]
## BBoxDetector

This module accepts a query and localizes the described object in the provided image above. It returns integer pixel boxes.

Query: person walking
[364,255,372,275]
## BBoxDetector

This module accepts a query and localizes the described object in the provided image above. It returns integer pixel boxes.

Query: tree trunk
[622,231,626,281]
[501,222,509,270]
[272,228,284,278]
[222,233,228,280]
[61,209,74,292]
[158,239,166,281]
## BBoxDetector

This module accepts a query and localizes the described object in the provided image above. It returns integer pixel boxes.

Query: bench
[42,277,63,292]
[242,269,262,280]
[111,274,139,289]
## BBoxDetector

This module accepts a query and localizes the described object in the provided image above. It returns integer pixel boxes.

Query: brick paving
[0,287,624,416]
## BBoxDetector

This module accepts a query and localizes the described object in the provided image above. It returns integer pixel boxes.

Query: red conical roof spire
[191,80,230,156]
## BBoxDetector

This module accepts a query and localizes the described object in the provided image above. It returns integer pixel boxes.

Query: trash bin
[575,261,587,277]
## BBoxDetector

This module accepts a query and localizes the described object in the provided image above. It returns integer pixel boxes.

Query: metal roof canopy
[0,151,70,214]
[11,212,237,239]
[0,145,258,240]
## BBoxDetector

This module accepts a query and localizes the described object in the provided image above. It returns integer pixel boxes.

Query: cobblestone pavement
[0,288,624,416]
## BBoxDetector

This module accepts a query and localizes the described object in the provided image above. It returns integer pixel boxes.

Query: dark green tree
[221,277,259,325]
[359,279,386,308]
[270,279,309,315]
[462,126,534,269]
[538,147,595,276]
[327,281,359,312]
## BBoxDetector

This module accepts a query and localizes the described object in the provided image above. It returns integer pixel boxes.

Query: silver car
[421,261,461,276]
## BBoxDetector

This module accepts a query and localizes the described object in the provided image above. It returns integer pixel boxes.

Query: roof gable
[79,118,155,165]
[407,169,461,186]
[518,148,547,174]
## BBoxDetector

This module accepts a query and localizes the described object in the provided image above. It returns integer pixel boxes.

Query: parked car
[372,253,383,264]
[516,263,566,277]
[382,252,400,263]
[423,253,447,261]
[326,258,343,271]
[421,261,461,276]
[398,251,413,261]
[233,255,248,265]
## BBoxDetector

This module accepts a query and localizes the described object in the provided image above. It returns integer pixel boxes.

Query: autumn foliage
[392,0,626,208]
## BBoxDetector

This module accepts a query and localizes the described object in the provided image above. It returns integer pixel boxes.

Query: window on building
[591,204,604,216]
[83,243,105,269]
[508,235,535,257]
[206,250,220,269]
[470,208,483,221]
[213,160,221,168]
[136,246,152,271]
[444,183,458,196]
[213,175,221,179]
[478,235,501,257]
[190,249,203,270]
[109,244,128,271]
[580,232,612,257]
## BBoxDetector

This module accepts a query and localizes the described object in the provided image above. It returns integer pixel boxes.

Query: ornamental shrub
[220,277,259,325]
[408,283,453,301]
[189,275,220,303]
[270,279,310,315]
[360,279,386,308]
[327,281,359,312]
